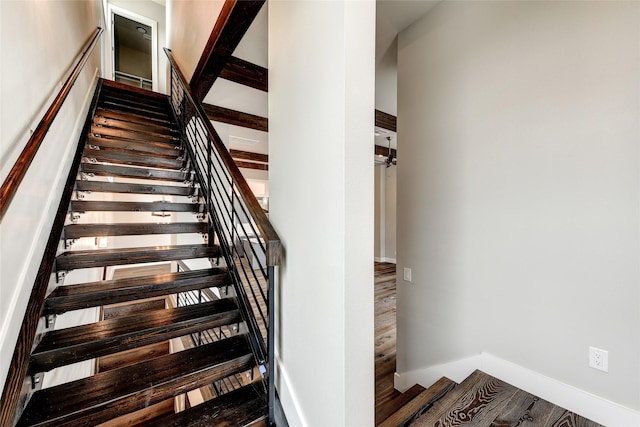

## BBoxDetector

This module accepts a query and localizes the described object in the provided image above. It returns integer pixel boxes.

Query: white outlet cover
[589,346,609,372]
[403,267,412,282]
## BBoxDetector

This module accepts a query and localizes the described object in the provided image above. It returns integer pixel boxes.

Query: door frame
[105,4,158,92]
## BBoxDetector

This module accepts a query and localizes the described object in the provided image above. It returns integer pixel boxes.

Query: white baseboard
[395,353,640,427]
[275,354,306,427]
[374,257,396,264]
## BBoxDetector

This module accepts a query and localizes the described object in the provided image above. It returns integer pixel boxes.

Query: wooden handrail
[164,48,282,266]
[0,27,103,221]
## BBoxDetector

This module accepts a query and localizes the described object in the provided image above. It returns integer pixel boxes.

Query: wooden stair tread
[87,134,181,156]
[93,114,179,137]
[101,80,169,102]
[80,162,192,182]
[44,268,228,315]
[95,106,173,128]
[70,200,204,213]
[376,383,426,424]
[56,244,220,270]
[100,93,171,114]
[30,298,240,374]
[75,180,193,196]
[63,222,207,238]
[100,88,170,111]
[99,99,171,122]
[149,384,267,427]
[91,124,179,145]
[18,335,254,427]
[379,377,456,427]
[83,149,184,169]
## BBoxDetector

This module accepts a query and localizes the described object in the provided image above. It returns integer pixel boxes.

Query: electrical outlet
[589,346,608,372]
[403,267,412,282]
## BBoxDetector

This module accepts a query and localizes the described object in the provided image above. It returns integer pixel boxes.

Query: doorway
[107,5,158,92]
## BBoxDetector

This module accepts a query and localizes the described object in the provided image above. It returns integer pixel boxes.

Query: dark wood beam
[220,56,268,92]
[375,145,397,159]
[204,104,268,132]
[375,109,397,132]
[190,0,265,100]
[234,160,268,171]
[230,149,268,163]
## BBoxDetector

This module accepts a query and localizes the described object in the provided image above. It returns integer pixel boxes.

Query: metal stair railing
[165,47,281,425]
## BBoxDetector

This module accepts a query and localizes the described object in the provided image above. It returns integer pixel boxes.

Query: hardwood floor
[375,262,401,424]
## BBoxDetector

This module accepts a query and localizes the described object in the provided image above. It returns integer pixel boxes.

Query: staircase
[12,80,271,426]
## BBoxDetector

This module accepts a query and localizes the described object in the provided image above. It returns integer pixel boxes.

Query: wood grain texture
[55,244,220,271]
[204,103,268,132]
[63,222,207,239]
[230,149,268,163]
[80,162,192,182]
[83,148,184,169]
[18,335,254,427]
[380,377,456,427]
[220,56,268,92]
[75,180,193,196]
[29,299,241,374]
[410,370,602,427]
[147,383,267,427]
[235,160,269,171]
[375,109,397,132]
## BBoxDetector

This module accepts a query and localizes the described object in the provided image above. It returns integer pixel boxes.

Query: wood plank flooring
[375,262,401,425]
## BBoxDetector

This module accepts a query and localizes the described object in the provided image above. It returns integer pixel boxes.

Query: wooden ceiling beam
[190,0,265,101]
[375,145,397,159]
[234,159,268,171]
[230,149,268,163]
[204,104,268,132]
[221,56,268,92]
[375,109,397,132]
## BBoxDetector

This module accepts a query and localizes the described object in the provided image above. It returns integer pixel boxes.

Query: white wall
[269,1,375,425]
[0,0,103,392]
[396,0,640,412]
[374,165,397,263]
[166,0,224,82]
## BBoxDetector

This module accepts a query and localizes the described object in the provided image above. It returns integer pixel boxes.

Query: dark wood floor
[375,262,401,424]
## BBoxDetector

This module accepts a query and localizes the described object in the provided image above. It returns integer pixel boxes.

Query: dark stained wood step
[91,124,179,145]
[63,222,208,239]
[99,100,172,122]
[29,298,241,374]
[83,149,184,169]
[70,200,204,213]
[379,377,456,427]
[101,79,170,102]
[93,115,179,138]
[96,107,174,128]
[87,134,181,156]
[98,90,170,114]
[376,383,426,425]
[18,335,254,427]
[75,180,194,196]
[56,244,220,271]
[85,143,181,163]
[148,383,267,427]
[100,87,170,109]
[80,162,192,182]
[44,268,228,315]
